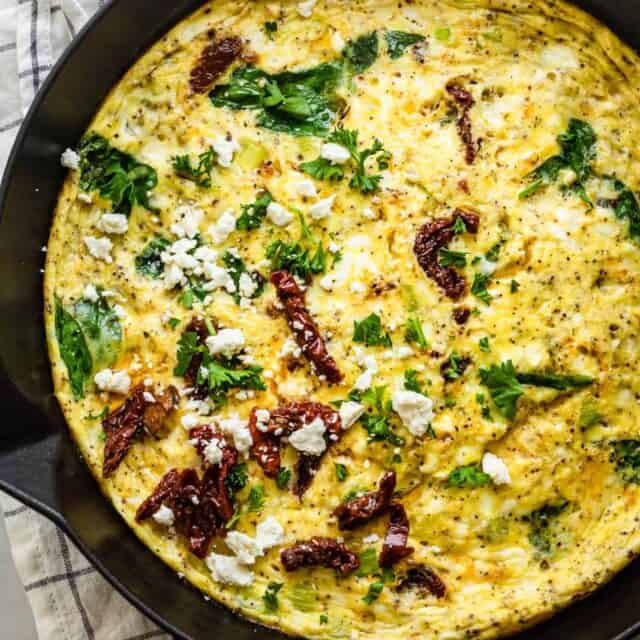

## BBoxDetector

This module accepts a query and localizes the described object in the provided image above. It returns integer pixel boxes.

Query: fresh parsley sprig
[172,147,216,188]
[353,313,392,348]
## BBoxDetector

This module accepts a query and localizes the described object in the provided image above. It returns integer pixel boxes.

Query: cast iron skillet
[1,1,640,638]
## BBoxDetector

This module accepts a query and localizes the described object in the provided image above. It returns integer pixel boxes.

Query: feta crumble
[255,517,285,549]
[309,194,336,220]
[152,505,175,527]
[296,179,318,198]
[171,204,204,239]
[339,401,365,429]
[289,417,327,455]
[212,136,240,167]
[267,201,294,227]
[391,390,434,437]
[203,438,225,465]
[219,414,253,454]
[206,328,245,357]
[321,143,351,164]
[98,213,129,235]
[84,236,113,263]
[481,452,511,485]
[280,337,302,358]
[225,531,263,565]
[94,368,131,395]
[207,553,254,586]
[208,209,236,245]
[60,148,80,170]
[297,0,317,17]
[83,284,99,302]
[255,409,271,432]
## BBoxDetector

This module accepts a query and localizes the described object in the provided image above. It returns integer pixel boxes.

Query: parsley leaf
[452,216,467,234]
[446,463,491,488]
[404,369,427,395]
[335,463,348,482]
[299,157,345,182]
[236,191,273,231]
[174,331,200,376]
[276,467,292,489]
[479,360,524,420]
[78,133,158,215]
[135,237,169,278]
[222,251,265,304]
[247,485,266,512]
[385,30,425,59]
[263,582,283,613]
[404,316,428,349]
[343,32,379,74]
[510,279,520,293]
[439,248,467,268]
[362,581,384,605]
[266,239,328,279]
[353,313,392,347]
[442,351,468,381]
[172,147,216,187]
[225,463,248,494]
[479,337,490,352]
[199,360,266,404]
[471,273,492,305]
[264,21,278,39]
[356,548,380,576]
[361,413,404,446]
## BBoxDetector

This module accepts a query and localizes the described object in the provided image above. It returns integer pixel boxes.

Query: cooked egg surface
[45,0,640,638]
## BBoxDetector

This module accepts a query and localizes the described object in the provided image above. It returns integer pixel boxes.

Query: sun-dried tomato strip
[102,384,179,477]
[190,36,242,94]
[135,443,239,558]
[397,565,447,598]
[413,209,479,300]
[446,82,477,165]
[270,270,343,383]
[333,471,396,530]
[379,502,414,568]
[249,402,342,496]
[280,537,360,575]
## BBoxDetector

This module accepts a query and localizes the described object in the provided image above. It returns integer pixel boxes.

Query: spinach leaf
[172,147,216,188]
[524,501,569,555]
[446,463,491,488]
[55,296,93,400]
[610,440,640,484]
[353,313,392,347]
[343,32,379,74]
[263,582,283,613]
[135,236,170,278]
[404,317,428,349]
[385,31,425,59]
[78,133,158,215]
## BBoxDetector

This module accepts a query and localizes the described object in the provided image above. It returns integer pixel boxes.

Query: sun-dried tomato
[397,565,447,598]
[280,537,360,575]
[379,502,414,568]
[446,82,477,165]
[333,471,396,530]
[102,384,179,477]
[440,353,472,382]
[413,209,479,300]
[249,402,342,496]
[452,307,471,325]
[190,36,242,94]
[270,270,343,384]
[135,443,239,558]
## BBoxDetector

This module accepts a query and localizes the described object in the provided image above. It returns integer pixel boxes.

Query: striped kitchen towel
[0,1,170,638]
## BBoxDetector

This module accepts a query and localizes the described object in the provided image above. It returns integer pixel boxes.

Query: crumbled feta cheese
[143,391,156,403]
[152,505,175,527]
[256,517,285,549]
[350,281,366,293]
[237,272,257,299]
[353,349,378,391]
[321,143,351,164]
[97,213,129,235]
[319,274,336,291]
[78,192,93,204]
[225,531,263,565]
[207,553,254,586]
[362,207,376,220]
[94,368,131,395]
[181,413,200,430]
[362,533,380,544]
[330,30,345,52]
[206,328,245,357]
[202,265,236,293]
[84,236,113,263]
[60,148,80,170]
[212,136,240,168]
[203,438,225,465]
[476,256,497,275]
[280,337,302,358]
[255,409,271,432]
[164,263,184,290]
[296,179,318,198]
[289,417,327,455]
[83,284,99,302]
[219,414,253,454]
[208,209,236,245]
[482,452,511,485]
[391,391,434,437]
[396,346,414,359]
[339,401,365,429]
[328,241,340,254]
[309,194,336,220]
[267,201,294,227]
[171,205,204,239]
[297,0,316,17]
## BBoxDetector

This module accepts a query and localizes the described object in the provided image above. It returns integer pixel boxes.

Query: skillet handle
[0,371,65,522]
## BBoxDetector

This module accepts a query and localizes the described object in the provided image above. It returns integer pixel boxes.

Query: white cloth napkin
[0,2,169,638]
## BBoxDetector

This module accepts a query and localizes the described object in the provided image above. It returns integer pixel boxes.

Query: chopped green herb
[225,463,248,494]
[362,581,384,605]
[579,401,603,428]
[611,440,640,484]
[319,614,329,625]
[479,337,490,352]
[479,360,524,420]
[524,501,569,555]
[276,467,292,490]
[438,248,467,268]
[434,26,452,41]
[299,156,345,182]
[222,250,265,304]
[236,191,273,231]
[266,239,328,280]
[452,216,466,234]
[85,406,109,421]
[404,316,428,349]
[353,313,392,348]
[510,279,520,293]
[485,240,503,263]
[361,413,404,446]
[135,236,170,278]
[263,582,283,612]
[471,273,492,305]
[247,485,266,512]
[385,30,425,59]
[174,331,200,376]
[446,463,491,488]
[343,32,379,74]
[356,548,380,577]
[442,351,468,381]
[514,371,594,391]
[404,369,426,395]
[172,147,216,187]
[264,21,278,39]
[78,133,158,215]
[98,430,107,441]
[167,317,180,330]
[335,463,348,482]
